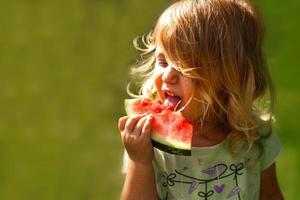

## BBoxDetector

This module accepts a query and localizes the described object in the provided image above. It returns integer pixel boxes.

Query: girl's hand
[118,114,153,165]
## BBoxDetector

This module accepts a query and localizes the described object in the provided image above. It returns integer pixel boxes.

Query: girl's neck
[192,121,231,147]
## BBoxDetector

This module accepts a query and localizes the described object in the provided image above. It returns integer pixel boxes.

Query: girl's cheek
[153,66,163,85]
[181,77,194,95]
[152,73,164,100]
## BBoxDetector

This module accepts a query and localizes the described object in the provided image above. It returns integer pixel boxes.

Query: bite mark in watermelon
[125,98,193,156]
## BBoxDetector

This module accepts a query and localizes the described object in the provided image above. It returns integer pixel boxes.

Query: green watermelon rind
[151,132,190,150]
[151,140,191,156]
[151,132,191,156]
[124,98,192,156]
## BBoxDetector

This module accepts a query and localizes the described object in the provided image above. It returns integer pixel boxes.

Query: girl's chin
[179,103,200,121]
[175,106,195,121]
[182,111,194,121]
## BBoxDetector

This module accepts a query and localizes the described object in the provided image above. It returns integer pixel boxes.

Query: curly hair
[128,0,275,167]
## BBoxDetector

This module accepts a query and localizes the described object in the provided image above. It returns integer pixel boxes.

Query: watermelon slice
[125,98,193,156]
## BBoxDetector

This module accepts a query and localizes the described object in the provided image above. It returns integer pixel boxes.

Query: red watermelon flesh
[125,98,193,156]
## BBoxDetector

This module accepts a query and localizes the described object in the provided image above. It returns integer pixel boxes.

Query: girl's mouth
[164,92,182,111]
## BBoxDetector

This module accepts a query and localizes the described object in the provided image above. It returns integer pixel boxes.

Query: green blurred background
[0,0,298,199]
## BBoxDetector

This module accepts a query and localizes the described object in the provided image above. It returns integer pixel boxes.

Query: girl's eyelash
[156,52,168,67]
[157,59,168,67]
[158,61,168,67]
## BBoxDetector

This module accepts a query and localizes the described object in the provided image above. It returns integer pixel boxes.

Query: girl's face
[153,46,198,121]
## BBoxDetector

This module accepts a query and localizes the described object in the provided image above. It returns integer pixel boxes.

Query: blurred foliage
[0,0,298,199]
[257,1,300,199]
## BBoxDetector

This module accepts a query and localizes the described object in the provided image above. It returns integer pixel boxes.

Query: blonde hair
[128,0,275,166]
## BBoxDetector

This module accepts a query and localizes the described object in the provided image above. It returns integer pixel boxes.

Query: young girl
[118,0,283,199]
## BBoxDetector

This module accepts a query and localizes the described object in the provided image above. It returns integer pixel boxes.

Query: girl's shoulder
[252,114,282,170]
[253,113,273,137]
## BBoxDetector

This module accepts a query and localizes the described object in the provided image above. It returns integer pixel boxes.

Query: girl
[118,0,283,199]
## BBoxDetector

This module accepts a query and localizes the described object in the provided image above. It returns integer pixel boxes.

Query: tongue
[164,96,182,111]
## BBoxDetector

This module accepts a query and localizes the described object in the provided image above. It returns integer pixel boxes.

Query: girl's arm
[259,163,284,200]
[118,115,158,200]
[122,160,158,200]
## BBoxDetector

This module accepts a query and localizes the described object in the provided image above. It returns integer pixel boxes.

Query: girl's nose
[162,66,179,84]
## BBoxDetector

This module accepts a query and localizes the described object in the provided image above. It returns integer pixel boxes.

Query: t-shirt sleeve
[260,130,282,170]
[121,150,129,174]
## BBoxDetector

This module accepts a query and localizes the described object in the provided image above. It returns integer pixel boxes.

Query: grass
[0,0,299,199]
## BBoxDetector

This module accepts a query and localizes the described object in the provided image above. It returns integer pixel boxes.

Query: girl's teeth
[167,92,175,96]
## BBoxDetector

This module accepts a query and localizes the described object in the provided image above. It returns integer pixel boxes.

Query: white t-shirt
[122,130,282,200]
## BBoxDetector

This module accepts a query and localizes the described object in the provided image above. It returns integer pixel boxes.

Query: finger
[118,116,129,132]
[125,114,147,133]
[133,116,148,136]
[141,115,153,138]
